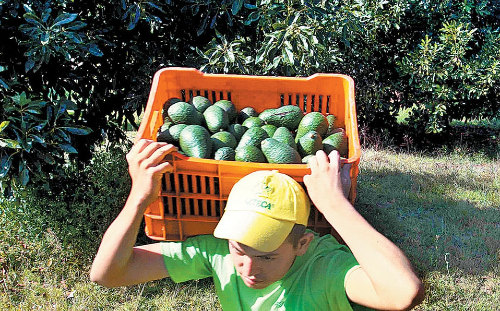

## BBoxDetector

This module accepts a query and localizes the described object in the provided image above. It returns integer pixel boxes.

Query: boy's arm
[303,150,424,311]
[90,139,176,287]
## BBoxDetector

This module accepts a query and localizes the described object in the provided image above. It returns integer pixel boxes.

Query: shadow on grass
[354,164,500,277]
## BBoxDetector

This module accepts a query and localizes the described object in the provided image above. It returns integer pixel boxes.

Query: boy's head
[214,170,311,252]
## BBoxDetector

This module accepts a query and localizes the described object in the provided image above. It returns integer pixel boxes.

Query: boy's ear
[296,232,314,255]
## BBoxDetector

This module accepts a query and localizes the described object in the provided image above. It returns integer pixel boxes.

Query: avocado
[272,126,297,150]
[238,106,258,123]
[326,114,337,136]
[211,131,237,151]
[261,124,278,137]
[157,123,188,144]
[161,116,174,130]
[261,138,302,164]
[260,105,304,131]
[301,154,314,164]
[167,101,203,125]
[235,145,266,163]
[190,95,212,113]
[236,127,269,149]
[297,130,323,158]
[323,128,348,157]
[179,125,212,159]
[214,147,236,161]
[163,98,182,117]
[157,128,175,144]
[214,100,238,123]
[258,108,276,123]
[228,123,247,142]
[295,112,328,142]
[203,105,229,133]
[242,116,264,128]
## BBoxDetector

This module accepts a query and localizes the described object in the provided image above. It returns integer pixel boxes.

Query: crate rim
[136,67,361,165]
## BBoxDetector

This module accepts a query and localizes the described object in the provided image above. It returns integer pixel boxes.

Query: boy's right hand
[126,139,177,210]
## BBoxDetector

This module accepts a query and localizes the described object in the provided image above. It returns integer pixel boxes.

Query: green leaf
[0,138,21,149]
[25,59,35,72]
[42,8,52,23]
[55,129,71,143]
[60,144,78,154]
[26,108,42,114]
[23,4,34,14]
[284,46,294,65]
[41,32,50,44]
[232,0,244,15]
[24,13,43,26]
[19,167,29,186]
[29,134,45,145]
[127,5,141,30]
[0,77,8,90]
[0,121,9,133]
[65,21,86,31]
[53,13,78,27]
[60,126,92,135]
[39,153,55,165]
[245,11,260,25]
[146,2,166,14]
[0,155,12,178]
[88,44,103,57]
[227,49,235,62]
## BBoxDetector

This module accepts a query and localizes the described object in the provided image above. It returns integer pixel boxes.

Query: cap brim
[214,210,294,252]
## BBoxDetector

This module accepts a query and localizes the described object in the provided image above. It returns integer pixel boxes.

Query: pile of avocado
[157,95,348,164]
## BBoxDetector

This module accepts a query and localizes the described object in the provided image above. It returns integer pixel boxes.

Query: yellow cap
[214,170,310,252]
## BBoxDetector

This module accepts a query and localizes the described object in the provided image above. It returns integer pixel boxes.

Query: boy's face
[228,237,308,289]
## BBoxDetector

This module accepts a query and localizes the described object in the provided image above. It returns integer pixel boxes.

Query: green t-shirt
[161,232,373,311]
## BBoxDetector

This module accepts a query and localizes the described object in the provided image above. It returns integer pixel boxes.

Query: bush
[0,0,210,195]
[0,92,91,196]
[22,142,132,245]
[194,1,500,136]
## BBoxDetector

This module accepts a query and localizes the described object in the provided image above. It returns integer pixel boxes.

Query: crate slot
[180,198,187,215]
[189,198,195,215]
[310,94,315,112]
[199,199,207,216]
[205,176,211,194]
[215,200,222,217]
[162,196,177,216]
[213,177,220,195]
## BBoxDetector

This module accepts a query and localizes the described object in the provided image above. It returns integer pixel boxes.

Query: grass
[357,148,500,310]
[1,140,499,310]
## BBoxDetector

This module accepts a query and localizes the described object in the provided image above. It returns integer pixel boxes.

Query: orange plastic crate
[136,67,361,241]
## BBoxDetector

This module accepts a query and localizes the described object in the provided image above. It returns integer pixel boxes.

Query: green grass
[451,117,500,130]
[1,145,499,310]
[357,148,500,310]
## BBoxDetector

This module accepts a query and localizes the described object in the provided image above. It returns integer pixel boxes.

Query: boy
[90,139,424,310]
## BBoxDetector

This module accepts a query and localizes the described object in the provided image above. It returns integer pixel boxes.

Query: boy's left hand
[303,150,351,213]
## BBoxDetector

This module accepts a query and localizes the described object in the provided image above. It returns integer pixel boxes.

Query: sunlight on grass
[357,148,500,311]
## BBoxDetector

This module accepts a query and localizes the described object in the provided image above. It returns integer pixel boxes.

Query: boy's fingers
[306,154,318,172]
[128,139,153,158]
[328,150,341,172]
[314,150,329,168]
[147,144,177,166]
[154,161,174,175]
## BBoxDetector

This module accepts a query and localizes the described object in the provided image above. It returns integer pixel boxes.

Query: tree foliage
[1,0,499,195]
